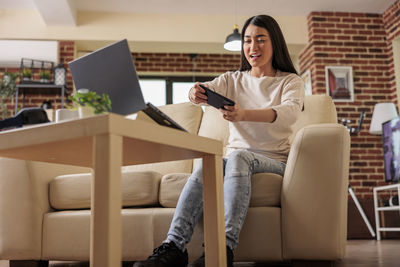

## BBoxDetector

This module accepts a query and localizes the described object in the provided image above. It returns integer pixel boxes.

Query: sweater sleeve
[189,72,230,106]
[203,72,230,97]
[271,74,304,126]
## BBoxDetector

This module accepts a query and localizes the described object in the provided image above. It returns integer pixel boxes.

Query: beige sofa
[0,95,350,266]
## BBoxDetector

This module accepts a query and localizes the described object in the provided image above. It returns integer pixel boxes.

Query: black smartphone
[199,85,235,110]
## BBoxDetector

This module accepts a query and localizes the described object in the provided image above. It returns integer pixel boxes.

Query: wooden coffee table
[0,114,226,267]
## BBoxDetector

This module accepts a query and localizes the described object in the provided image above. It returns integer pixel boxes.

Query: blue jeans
[165,149,286,251]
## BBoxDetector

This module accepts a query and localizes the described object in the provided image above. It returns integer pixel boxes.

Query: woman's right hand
[189,82,208,104]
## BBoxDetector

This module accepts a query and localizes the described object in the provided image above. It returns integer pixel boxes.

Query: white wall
[0,9,308,55]
[0,40,58,67]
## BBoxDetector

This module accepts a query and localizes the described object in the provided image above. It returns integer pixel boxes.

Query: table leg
[91,134,123,267]
[14,88,19,115]
[202,154,226,267]
[61,85,65,108]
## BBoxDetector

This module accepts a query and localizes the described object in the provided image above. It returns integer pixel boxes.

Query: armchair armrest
[281,124,350,260]
[0,158,89,260]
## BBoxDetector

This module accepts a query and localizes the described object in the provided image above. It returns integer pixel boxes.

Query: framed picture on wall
[301,70,312,96]
[325,66,354,102]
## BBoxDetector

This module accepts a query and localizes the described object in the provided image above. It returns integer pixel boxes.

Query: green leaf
[69,90,112,115]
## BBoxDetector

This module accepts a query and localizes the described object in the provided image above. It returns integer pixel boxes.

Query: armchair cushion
[50,171,162,210]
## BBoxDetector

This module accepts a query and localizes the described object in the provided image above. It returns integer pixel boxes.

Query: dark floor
[2,240,400,267]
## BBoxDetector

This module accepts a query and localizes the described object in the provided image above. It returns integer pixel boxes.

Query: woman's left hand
[220,104,245,122]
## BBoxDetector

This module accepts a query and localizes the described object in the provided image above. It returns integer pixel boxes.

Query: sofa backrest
[193,106,229,170]
[289,95,338,144]
[124,102,204,175]
[197,106,230,151]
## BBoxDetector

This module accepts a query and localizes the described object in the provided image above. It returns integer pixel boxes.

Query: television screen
[382,116,400,182]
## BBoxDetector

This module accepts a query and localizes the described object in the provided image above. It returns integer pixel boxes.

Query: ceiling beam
[33,0,77,26]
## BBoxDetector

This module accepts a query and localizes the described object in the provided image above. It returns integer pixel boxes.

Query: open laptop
[68,39,187,132]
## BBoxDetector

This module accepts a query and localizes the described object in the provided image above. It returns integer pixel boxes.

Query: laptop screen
[68,39,146,115]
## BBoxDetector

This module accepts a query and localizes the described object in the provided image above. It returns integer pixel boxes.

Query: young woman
[134,14,304,267]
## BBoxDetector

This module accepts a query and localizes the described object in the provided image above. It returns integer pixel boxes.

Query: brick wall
[299,2,400,199]
[0,41,75,116]
[59,41,75,91]
[384,0,400,108]
[133,53,240,73]
[0,46,240,117]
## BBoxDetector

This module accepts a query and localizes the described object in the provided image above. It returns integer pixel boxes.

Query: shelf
[15,84,66,113]
[374,183,400,240]
[373,184,400,192]
[376,206,400,211]
[17,84,64,88]
[378,227,400,231]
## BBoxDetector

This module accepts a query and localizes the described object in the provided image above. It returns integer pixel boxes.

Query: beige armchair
[0,95,350,266]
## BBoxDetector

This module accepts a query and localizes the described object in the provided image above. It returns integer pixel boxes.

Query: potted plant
[69,89,112,118]
[0,72,18,119]
[22,68,32,81]
[39,70,51,83]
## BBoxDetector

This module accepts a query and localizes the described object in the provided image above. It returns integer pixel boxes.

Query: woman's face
[243,24,274,71]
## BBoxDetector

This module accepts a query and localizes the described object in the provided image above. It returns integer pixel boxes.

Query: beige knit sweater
[202,70,304,163]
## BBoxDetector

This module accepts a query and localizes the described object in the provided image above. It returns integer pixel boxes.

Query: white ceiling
[2,0,398,17]
[73,0,397,16]
[2,0,397,56]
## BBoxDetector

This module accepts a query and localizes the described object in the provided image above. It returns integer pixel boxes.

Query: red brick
[338,48,352,52]
[327,17,341,22]
[343,18,356,23]
[349,13,367,18]
[343,30,358,34]
[336,23,351,28]
[335,12,350,17]
[358,18,372,23]
[338,35,351,40]
[299,8,400,199]
[320,23,335,27]
[313,29,327,33]
[328,29,342,34]
[359,30,373,35]
[353,36,367,41]
[351,24,366,29]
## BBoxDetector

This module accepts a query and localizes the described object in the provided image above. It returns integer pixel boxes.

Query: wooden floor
[1,240,399,267]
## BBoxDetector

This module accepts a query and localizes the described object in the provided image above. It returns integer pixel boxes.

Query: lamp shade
[54,63,67,86]
[369,103,398,135]
[224,25,241,52]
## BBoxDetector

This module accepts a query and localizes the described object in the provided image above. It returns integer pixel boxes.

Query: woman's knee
[227,149,253,165]
[225,150,253,178]
[189,162,204,184]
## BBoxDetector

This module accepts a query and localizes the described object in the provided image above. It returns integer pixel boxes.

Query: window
[138,79,166,106]
[172,82,194,104]
[139,76,214,106]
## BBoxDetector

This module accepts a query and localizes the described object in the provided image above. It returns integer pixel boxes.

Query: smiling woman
[242,25,275,77]
[134,14,305,267]
[239,15,297,77]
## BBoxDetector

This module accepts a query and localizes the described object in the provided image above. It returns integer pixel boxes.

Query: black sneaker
[132,241,188,267]
[188,246,234,267]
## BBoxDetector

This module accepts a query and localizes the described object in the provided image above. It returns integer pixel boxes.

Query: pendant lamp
[224,0,241,52]
[224,24,241,51]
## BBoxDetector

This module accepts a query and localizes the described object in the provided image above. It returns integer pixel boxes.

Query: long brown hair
[239,15,297,74]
